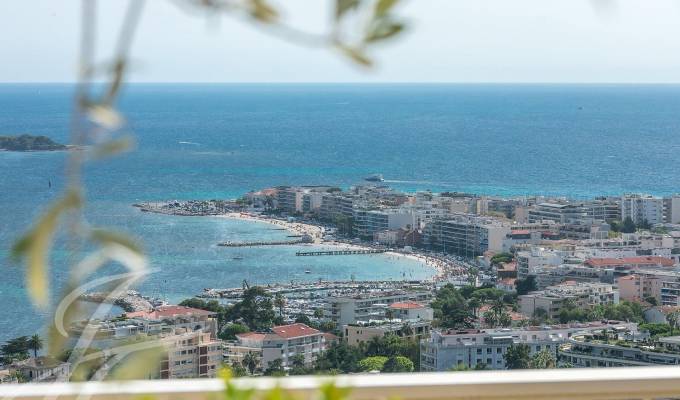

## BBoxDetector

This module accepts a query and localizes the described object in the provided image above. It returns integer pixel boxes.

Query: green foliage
[0,134,66,151]
[505,344,531,369]
[357,356,388,372]
[0,336,30,363]
[529,349,556,369]
[364,334,420,369]
[28,334,43,358]
[315,341,364,373]
[179,297,223,313]
[431,284,475,328]
[294,313,311,325]
[242,351,259,375]
[640,323,672,338]
[229,361,248,377]
[515,276,537,295]
[490,252,513,265]
[644,296,659,306]
[220,323,250,341]
[264,358,286,376]
[621,217,637,233]
[382,355,414,372]
[225,287,276,330]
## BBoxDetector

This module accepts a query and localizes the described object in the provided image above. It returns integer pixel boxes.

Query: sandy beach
[217,212,464,282]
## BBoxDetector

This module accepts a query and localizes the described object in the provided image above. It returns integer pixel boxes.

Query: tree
[644,296,659,306]
[621,217,637,233]
[226,287,276,330]
[264,358,285,376]
[242,351,259,375]
[529,349,556,369]
[313,308,324,319]
[1,336,30,363]
[230,361,248,377]
[289,353,310,375]
[220,323,250,341]
[382,356,414,372]
[315,341,364,373]
[431,284,475,328]
[294,313,311,325]
[667,311,680,335]
[274,293,286,317]
[490,252,513,265]
[515,276,537,295]
[505,344,531,369]
[639,323,672,338]
[357,356,388,372]
[28,334,43,358]
[468,297,482,318]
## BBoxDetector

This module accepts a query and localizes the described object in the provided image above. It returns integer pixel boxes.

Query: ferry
[364,173,384,182]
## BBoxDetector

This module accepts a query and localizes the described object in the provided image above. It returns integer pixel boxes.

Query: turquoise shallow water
[2,83,680,340]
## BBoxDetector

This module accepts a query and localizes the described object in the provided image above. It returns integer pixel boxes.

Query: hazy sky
[4,0,680,83]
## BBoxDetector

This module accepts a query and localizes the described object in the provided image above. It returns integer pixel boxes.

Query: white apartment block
[518,282,619,320]
[353,208,416,239]
[323,291,432,327]
[421,322,637,371]
[159,329,223,379]
[422,214,511,258]
[224,324,329,371]
[621,194,664,225]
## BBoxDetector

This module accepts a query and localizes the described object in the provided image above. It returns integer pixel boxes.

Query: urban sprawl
[5,184,680,383]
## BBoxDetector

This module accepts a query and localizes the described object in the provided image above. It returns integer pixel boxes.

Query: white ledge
[3,367,680,400]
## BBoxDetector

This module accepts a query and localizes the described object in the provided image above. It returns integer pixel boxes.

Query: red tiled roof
[389,301,425,310]
[585,256,675,268]
[126,305,215,320]
[272,323,321,339]
[499,278,517,285]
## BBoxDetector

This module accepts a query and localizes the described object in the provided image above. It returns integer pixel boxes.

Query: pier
[218,239,307,247]
[296,249,387,256]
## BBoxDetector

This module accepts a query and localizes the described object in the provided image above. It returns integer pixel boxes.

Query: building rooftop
[389,301,425,310]
[125,305,215,320]
[585,256,675,268]
[272,323,321,339]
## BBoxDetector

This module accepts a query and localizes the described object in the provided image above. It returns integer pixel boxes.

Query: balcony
[4,367,680,400]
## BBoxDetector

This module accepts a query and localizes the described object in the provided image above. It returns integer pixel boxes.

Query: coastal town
[4,183,680,382]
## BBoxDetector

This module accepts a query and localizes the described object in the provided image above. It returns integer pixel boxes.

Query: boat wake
[178,141,201,146]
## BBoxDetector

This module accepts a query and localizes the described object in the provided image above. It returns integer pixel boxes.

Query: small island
[0,134,67,151]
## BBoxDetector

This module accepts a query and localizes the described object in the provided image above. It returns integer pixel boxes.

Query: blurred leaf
[319,382,351,400]
[264,386,295,400]
[366,21,404,42]
[106,345,165,380]
[375,0,398,16]
[104,59,126,105]
[337,45,372,67]
[91,228,143,254]
[249,0,278,23]
[336,0,359,19]
[12,190,81,308]
[87,104,124,130]
[91,135,134,159]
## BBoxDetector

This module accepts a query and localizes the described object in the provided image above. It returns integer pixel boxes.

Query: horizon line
[5,81,680,85]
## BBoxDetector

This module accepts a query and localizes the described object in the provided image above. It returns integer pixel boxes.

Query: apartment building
[560,332,680,368]
[353,208,416,239]
[518,282,619,319]
[528,203,592,225]
[323,291,432,327]
[516,247,576,280]
[319,192,355,221]
[621,194,664,225]
[422,214,511,258]
[617,274,663,303]
[344,320,432,346]
[276,186,334,214]
[159,329,223,379]
[420,322,637,371]
[663,195,680,224]
[223,324,329,370]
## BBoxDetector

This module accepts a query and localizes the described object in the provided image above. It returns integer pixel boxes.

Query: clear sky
[4,0,680,83]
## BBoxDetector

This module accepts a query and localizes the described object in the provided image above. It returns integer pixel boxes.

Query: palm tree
[27,334,42,358]
[242,351,259,375]
[274,293,286,318]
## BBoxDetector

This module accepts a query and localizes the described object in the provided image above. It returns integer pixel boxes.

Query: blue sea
[1,83,680,341]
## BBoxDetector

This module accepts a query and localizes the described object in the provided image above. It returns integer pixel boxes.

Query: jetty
[296,249,387,256]
[218,239,306,247]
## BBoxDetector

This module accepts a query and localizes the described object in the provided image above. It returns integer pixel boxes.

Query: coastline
[216,212,458,282]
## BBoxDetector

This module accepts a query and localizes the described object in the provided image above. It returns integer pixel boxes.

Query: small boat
[364,173,384,182]
[305,269,312,274]
[232,256,244,260]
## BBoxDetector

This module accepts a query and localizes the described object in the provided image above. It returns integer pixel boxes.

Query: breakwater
[296,249,387,256]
